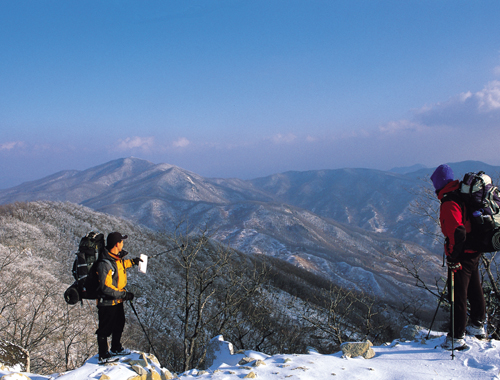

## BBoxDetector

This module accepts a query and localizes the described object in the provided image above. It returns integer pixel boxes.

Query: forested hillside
[0,201,425,375]
[0,157,446,304]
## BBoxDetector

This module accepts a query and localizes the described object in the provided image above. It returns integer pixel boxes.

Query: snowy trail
[2,332,500,380]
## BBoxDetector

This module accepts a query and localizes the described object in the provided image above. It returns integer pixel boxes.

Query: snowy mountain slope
[2,332,499,380]
[203,201,439,302]
[0,157,450,304]
[0,157,273,206]
[249,168,421,234]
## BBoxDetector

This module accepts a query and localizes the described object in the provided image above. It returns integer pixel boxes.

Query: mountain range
[1,157,498,303]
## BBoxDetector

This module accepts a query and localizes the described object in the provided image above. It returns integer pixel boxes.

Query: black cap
[106,232,128,250]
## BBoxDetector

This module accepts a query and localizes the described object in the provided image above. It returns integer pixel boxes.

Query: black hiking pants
[448,253,485,338]
[96,302,126,355]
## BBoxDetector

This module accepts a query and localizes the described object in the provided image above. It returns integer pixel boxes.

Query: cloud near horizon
[268,133,297,144]
[116,136,155,152]
[172,137,190,148]
[0,141,25,151]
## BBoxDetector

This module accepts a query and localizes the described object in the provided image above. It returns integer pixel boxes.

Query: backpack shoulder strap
[94,258,114,275]
[440,189,463,206]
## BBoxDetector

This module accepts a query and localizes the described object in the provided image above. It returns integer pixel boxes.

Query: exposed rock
[150,369,162,380]
[340,341,375,359]
[306,346,320,354]
[161,368,176,379]
[128,359,148,367]
[131,364,148,376]
[238,357,255,365]
[146,353,161,366]
[141,353,150,366]
[0,373,32,380]
[0,340,30,373]
[244,372,257,378]
[400,325,428,341]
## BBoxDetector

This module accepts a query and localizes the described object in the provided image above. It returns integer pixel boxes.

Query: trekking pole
[426,281,448,340]
[149,244,184,260]
[128,300,161,362]
[450,269,455,360]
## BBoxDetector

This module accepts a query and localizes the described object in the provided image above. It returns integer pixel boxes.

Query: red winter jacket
[437,180,475,260]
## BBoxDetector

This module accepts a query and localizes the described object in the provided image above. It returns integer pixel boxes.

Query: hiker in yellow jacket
[95,232,142,364]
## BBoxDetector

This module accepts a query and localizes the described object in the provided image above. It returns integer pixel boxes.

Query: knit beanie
[430,164,454,191]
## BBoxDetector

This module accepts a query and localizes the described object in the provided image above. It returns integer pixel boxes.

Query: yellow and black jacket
[95,249,133,306]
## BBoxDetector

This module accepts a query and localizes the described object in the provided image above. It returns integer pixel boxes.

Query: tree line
[0,201,424,375]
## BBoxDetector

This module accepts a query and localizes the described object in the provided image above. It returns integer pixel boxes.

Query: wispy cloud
[268,133,297,144]
[117,136,155,151]
[172,137,190,148]
[0,141,25,151]
[413,80,500,129]
[379,120,427,134]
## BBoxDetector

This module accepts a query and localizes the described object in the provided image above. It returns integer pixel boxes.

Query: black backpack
[64,231,105,305]
[458,171,500,252]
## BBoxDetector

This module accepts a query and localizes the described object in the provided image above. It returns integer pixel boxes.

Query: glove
[124,292,134,301]
[132,257,143,266]
[447,259,462,272]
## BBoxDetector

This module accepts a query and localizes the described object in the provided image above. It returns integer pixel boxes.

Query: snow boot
[98,352,120,364]
[466,323,486,339]
[97,335,119,364]
[110,330,130,356]
[110,347,131,356]
[441,335,469,351]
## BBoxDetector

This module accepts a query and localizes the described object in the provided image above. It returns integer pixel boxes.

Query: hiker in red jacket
[431,164,486,350]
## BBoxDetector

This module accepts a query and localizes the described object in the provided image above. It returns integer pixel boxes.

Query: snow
[2,330,500,380]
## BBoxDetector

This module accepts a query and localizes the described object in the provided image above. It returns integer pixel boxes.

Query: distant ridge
[1,157,499,302]
[389,164,427,174]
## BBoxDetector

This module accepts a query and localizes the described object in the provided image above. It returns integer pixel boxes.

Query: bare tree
[298,285,389,350]
[169,228,266,372]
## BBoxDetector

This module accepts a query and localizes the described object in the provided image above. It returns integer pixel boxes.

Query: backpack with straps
[457,171,500,252]
[64,231,105,305]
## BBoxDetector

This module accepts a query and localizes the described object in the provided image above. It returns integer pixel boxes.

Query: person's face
[117,240,124,251]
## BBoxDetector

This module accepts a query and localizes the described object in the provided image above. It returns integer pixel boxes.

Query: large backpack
[64,231,105,305]
[458,171,500,252]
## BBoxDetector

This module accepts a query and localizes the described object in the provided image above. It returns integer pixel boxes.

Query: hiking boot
[466,323,487,339]
[441,335,468,351]
[98,352,120,364]
[110,347,131,356]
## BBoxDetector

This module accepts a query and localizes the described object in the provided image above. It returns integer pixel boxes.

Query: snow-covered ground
[2,330,500,380]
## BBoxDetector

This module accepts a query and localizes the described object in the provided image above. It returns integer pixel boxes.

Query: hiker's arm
[441,201,466,260]
[123,259,133,269]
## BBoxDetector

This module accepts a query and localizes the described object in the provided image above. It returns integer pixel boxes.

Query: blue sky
[1,1,500,188]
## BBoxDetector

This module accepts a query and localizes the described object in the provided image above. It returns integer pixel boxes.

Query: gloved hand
[447,259,462,272]
[132,257,143,266]
[124,292,134,301]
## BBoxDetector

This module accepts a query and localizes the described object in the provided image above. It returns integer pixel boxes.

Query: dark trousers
[448,254,486,338]
[96,303,126,355]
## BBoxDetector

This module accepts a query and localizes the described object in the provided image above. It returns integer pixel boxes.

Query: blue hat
[430,164,454,191]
